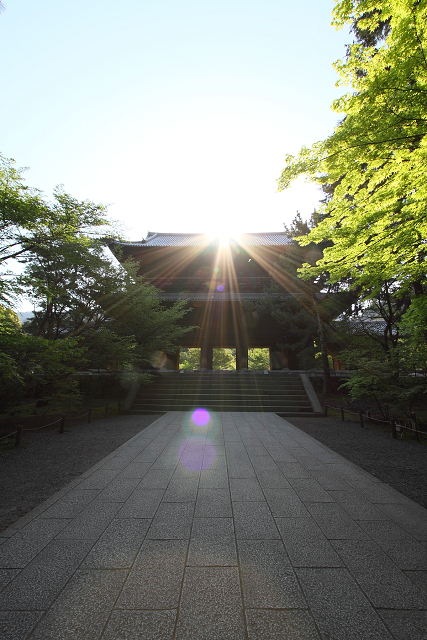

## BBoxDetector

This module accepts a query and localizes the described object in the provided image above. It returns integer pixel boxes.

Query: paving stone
[102,610,177,640]
[118,539,187,609]
[352,481,410,504]
[147,503,194,539]
[263,488,309,518]
[133,447,165,463]
[244,445,268,457]
[151,455,179,469]
[288,478,334,502]
[276,463,311,478]
[28,569,127,639]
[276,518,343,567]
[227,464,257,479]
[296,567,394,639]
[249,456,280,471]
[163,479,199,502]
[76,469,121,491]
[38,490,100,519]
[238,539,306,608]
[205,454,227,470]
[0,518,70,568]
[339,501,389,521]
[359,521,427,569]
[96,478,141,502]
[306,503,369,540]
[194,489,232,517]
[2,410,427,640]
[81,519,150,568]
[0,611,43,640]
[0,540,93,610]
[268,448,298,463]
[230,478,264,501]
[378,610,427,640]
[332,539,426,609]
[198,468,229,488]
[233,502,279,539]
[292,454,329,470]
[116,489,164,519]
[255,469,291,489]
[188,518,237,566]
[308,469,352,491]
[175,566,246,640]
[0,568,19,591]
[404,570,427,595]
[138,468,175,489]
[246,610,321,640]
[117,462,152,479]
[376,503,427,541]
[55,501,122,540]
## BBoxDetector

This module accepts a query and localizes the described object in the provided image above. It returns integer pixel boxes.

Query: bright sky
[1,0,350,239]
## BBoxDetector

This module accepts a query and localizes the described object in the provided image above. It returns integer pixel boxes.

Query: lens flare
[217,284,224,292]
[178,434,216,471]
[192,408,210,426]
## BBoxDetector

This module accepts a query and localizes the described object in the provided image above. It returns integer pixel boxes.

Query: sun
[206,226,242,247]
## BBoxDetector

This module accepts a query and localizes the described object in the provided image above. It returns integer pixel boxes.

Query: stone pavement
[0,411,426,640]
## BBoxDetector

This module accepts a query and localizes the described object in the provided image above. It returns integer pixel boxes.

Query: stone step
[130,405,313,413]
[133,398,311,407]
[129,371,320,414]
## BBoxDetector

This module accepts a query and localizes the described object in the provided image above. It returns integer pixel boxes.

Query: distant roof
[120,232,292,248]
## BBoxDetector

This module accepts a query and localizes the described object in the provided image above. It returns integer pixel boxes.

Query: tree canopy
[278,0,427,293]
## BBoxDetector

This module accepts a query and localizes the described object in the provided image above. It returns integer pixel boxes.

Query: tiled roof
[120,232,292,248]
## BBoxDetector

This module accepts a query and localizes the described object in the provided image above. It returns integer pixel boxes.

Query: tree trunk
[314,301,331,396]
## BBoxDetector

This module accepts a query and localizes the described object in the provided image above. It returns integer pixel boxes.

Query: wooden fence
[323,403,426,442]
[0,401,122,448]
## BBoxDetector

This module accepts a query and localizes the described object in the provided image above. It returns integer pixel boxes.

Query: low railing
[0,401,122,448]
[323,403,426,442]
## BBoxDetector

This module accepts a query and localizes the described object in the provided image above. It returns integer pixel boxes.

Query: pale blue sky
[1,0,350,238]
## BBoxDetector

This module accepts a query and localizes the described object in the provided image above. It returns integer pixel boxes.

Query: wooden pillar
[200,343,208,371]
[207,346,213,370]
[236,342,248,370]
[200,343,213,370]
[167,351,180,370]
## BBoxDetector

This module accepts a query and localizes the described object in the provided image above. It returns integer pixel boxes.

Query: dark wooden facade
[116,232,302,370]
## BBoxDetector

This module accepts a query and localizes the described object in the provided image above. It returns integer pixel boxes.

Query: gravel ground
[285,415,427,509]
[0,414,163,532]
[0,412,426,533]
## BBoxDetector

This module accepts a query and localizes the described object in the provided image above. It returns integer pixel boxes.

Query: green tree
[0,306,86,412]
[278,1,427,296]
[23,251,193,371]
[248,348,270,370]
[212,348,236,370]
[179,348,201,370]
[0,155,111,305]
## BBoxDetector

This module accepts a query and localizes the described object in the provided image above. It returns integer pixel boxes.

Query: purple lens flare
[192,408,210,426]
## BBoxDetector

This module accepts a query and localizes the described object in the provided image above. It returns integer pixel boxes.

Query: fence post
[412,412,421,442]
[341,406,345,422]
[324,403,328,417]
[88,407,92,424]
[390,418,397,439]
[15,426,22,447]
[60,414,66,434]
[359,412,364,429]
[366,410,370,423]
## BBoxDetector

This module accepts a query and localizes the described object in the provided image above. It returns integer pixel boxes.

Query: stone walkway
[0,411,426,640]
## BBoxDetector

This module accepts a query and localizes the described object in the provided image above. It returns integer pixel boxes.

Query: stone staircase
[129,371,322,416]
